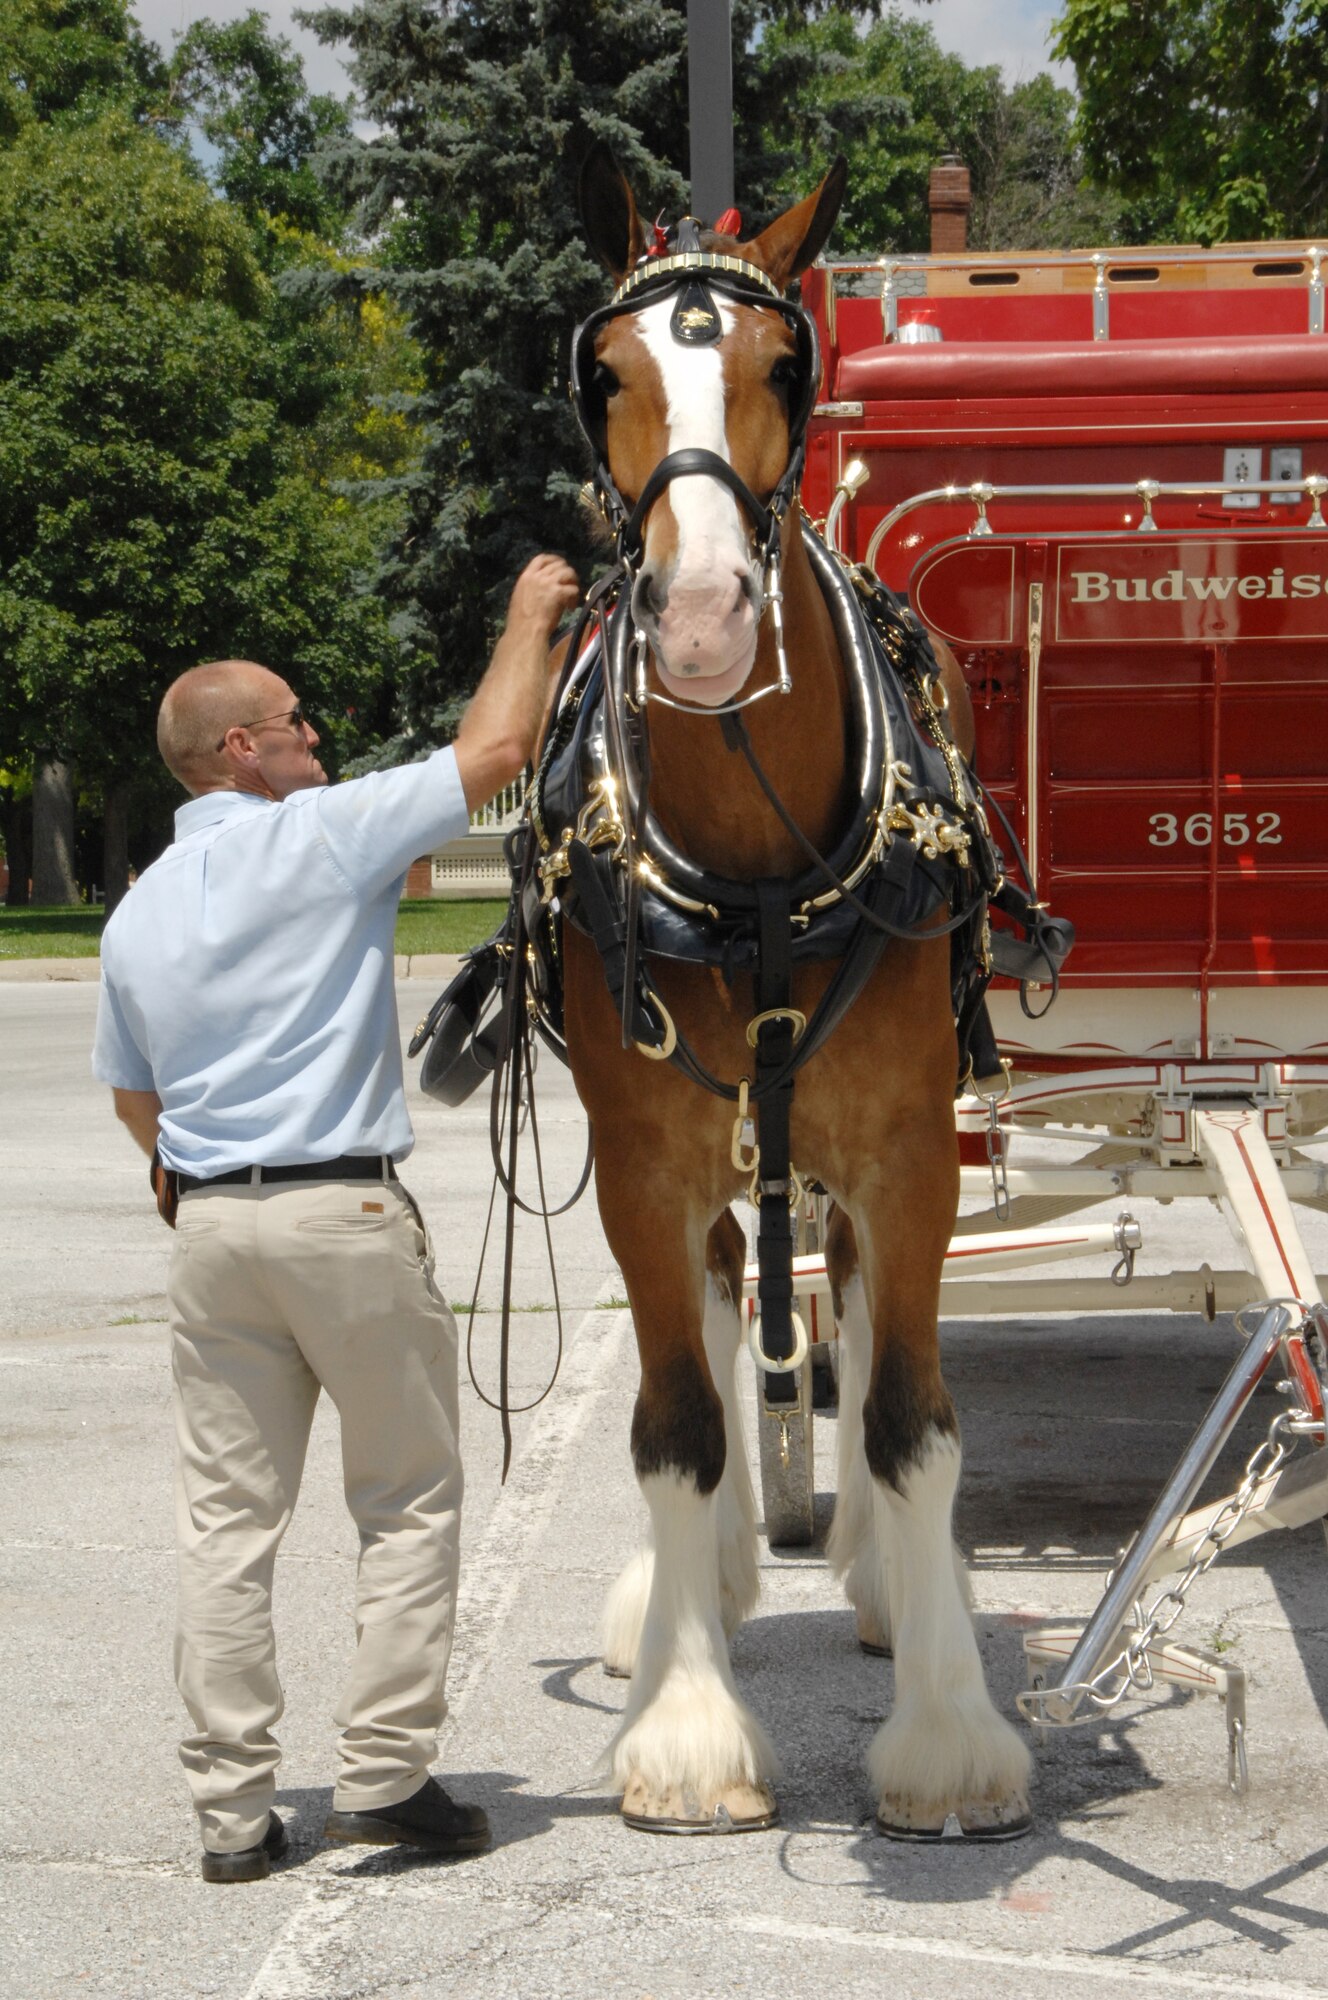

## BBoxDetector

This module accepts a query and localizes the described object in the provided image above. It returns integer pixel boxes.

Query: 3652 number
[1147,811,1282,847]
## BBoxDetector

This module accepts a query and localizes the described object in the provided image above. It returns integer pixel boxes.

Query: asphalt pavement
[4,974,1328,2000]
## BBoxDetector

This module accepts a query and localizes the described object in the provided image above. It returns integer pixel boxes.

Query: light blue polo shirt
[92,749,470,1176]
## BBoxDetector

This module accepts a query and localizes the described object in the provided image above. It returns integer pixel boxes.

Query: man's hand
[506,552,582,634]
[453,554,580,812]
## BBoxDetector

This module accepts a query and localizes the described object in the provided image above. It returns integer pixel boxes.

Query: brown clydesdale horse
[560,150,1030,1840]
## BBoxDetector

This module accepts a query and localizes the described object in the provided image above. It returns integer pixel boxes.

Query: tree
[295,0,681,745]
[296,0,877,747]
[0,0,163,141]
[968,73,1124,250]
[163,11,355,240]
[0,7,424,908]
[1053,0,1328,243]
[759,7,1123,252]
[0,110,399,907]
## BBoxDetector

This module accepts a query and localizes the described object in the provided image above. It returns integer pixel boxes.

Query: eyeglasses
[215,703,307,753]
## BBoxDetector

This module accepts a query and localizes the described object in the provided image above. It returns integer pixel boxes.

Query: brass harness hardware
[538,776,626,903]
[885,796,972,862]
[745,1006,807,1048]
[731,1077,759,1172]
[633,987,678,1062]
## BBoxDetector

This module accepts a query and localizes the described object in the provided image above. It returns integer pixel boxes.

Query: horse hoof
[620,1775,778,1835]
[876,1792,1032,1842]
[602,1661,631,1680]
[856,1615,891,1658]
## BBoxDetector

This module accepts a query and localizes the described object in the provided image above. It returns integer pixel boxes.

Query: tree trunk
[2,791,31,906]
[102,782,131,917]
[31,756,80,906]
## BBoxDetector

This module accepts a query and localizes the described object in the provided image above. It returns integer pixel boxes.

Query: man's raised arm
[452,554,579,811]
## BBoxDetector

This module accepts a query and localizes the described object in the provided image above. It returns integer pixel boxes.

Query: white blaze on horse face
[632,298,762,705]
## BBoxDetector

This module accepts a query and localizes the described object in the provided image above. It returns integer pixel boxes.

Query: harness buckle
[745,1007,807,1049]
[751,1165,806,1211]
[746,1308,809,1376]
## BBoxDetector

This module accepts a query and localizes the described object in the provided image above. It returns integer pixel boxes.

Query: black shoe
[323,1776,491,1856]
[200,1811,288,1884]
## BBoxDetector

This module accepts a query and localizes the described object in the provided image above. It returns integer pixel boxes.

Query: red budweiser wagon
[745,239,1328,1786]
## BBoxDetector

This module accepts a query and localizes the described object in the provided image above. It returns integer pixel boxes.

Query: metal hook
[1111,1212,1142,1286]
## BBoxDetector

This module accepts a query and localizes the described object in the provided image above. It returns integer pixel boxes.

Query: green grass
[0,905,104,958]
[394,899,508,956]
[0,898,507,961]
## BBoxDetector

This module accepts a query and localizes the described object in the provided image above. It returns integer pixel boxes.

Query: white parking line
[734,1914,1328,2000]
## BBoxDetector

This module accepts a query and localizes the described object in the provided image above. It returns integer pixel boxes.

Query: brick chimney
[929,154,971,254]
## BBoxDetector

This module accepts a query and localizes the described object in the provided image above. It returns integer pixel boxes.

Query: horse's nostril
[639,571,667,619]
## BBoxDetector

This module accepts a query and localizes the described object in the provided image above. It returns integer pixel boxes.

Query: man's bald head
[158,660,286,791]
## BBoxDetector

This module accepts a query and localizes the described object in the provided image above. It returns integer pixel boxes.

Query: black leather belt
[176,1155,399,1194]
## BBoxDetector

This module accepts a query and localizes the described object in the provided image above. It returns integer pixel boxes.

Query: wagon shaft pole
[1193,1102,1326,1308]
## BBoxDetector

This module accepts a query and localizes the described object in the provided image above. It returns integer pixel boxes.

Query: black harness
[413,223,1073,1447]
[519,536,1048,1403]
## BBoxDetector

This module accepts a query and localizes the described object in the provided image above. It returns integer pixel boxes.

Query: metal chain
[1036,1405,1300,1721]
[985,1093,1011,1221]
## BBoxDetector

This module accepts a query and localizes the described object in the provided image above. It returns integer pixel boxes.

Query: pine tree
[300,0,841,746]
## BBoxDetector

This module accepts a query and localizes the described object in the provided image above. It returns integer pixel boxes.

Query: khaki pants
[167,1175,462,1853]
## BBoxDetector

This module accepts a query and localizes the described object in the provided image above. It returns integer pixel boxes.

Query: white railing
[420,775,528,900]
[468,777,526,831]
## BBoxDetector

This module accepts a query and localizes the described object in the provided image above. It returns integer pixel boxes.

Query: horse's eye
[593,361,621,398]
[768,355,799,395]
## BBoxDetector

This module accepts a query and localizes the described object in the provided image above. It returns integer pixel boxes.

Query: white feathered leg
[826,1269,893,1653]
[601,1265,757,1675]
[702,1270,760,1639]
[600,1540,653,1678]
[828,1270,974,1656]
[868,1428,1030,1837]
[607,1472,778,1829]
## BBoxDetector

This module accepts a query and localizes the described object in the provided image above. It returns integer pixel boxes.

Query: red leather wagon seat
[835,335,1328,402]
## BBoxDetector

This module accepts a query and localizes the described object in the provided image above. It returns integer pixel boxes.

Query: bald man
[93,554,579,1882]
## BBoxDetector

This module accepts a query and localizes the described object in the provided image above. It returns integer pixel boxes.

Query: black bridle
[569,222,822,575]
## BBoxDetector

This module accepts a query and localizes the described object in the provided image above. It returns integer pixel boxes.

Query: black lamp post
[687,0,734,220]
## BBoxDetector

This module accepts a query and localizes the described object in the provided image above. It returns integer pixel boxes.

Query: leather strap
[752,880,799,1408]
[623,447,775,562]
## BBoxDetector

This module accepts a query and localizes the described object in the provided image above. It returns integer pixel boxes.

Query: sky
[128,0,1076,109]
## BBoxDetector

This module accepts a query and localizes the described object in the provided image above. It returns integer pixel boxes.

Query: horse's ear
[579,142,648,284]
[743,157,847,290]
